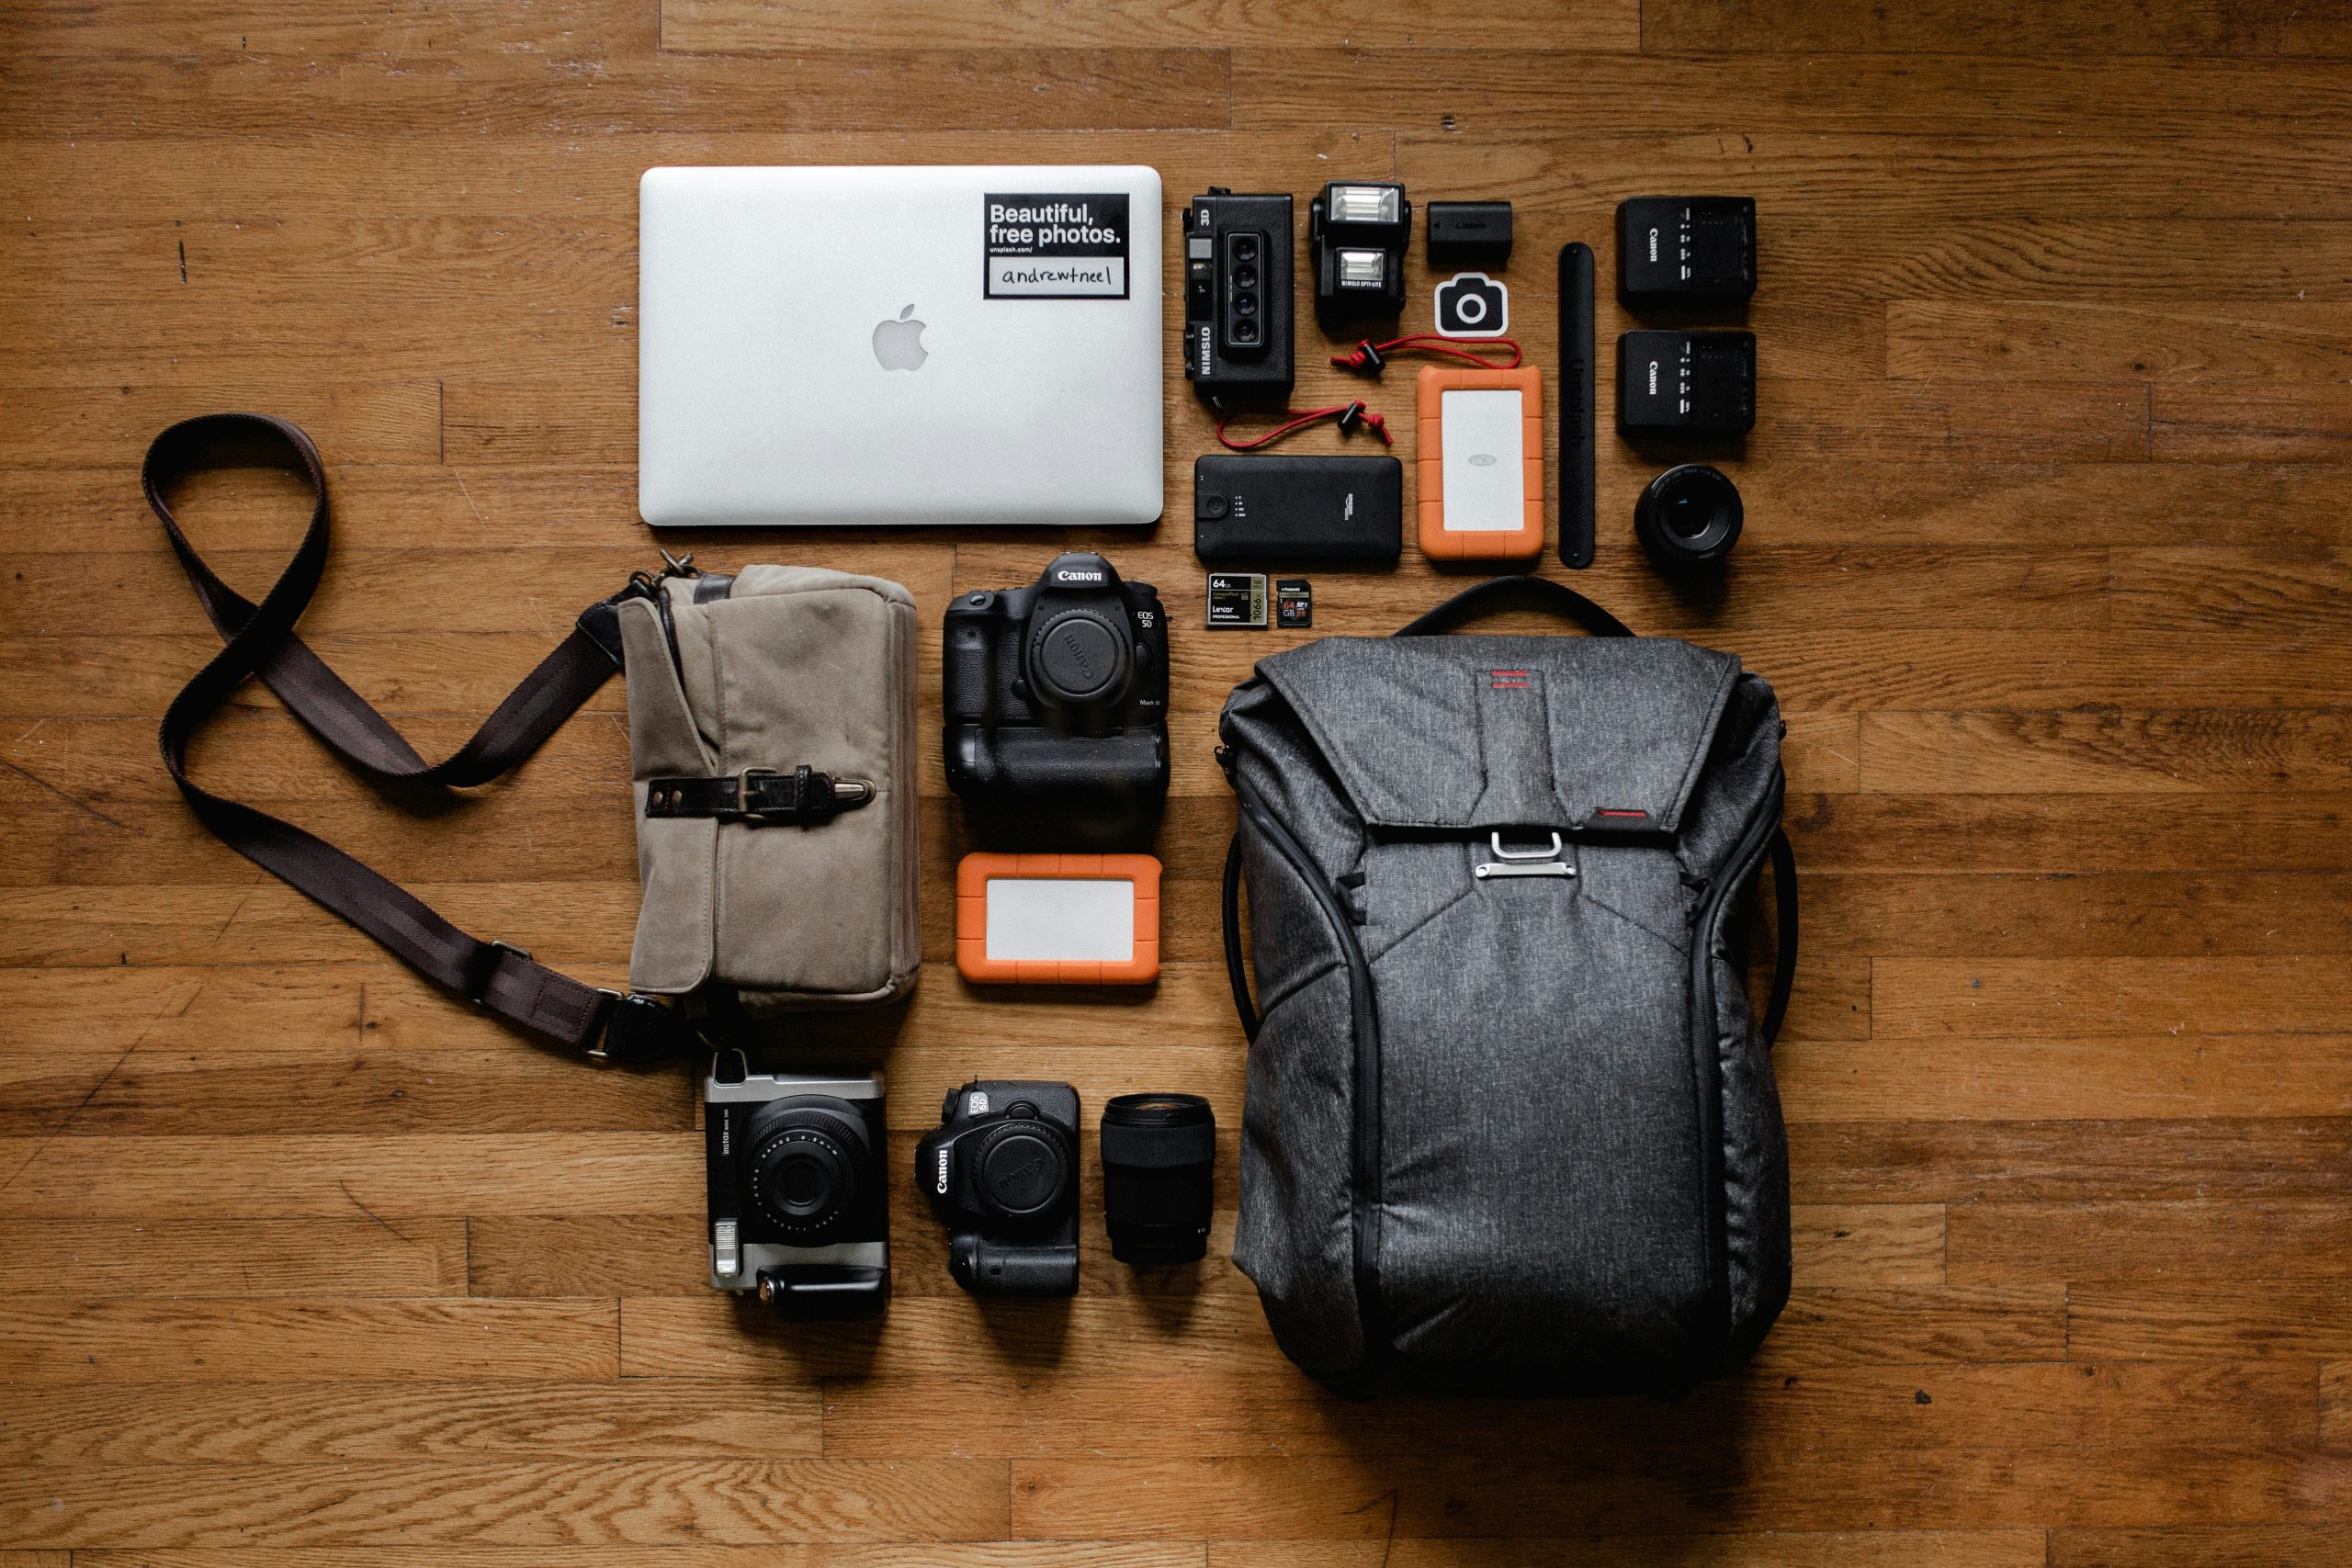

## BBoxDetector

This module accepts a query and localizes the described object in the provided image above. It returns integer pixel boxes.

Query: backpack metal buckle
[1475,831,1575,880]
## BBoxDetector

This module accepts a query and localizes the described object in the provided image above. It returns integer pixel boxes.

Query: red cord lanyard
[1333,333,1522,376]
[1215,400,1392,452]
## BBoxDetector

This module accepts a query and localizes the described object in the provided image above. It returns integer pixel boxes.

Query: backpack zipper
[1235,778,1386,1365]
[1689,776,1784,1361]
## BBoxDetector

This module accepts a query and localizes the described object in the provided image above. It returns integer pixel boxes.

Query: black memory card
[1276,579,1312,628]
[1206,572,1268,628]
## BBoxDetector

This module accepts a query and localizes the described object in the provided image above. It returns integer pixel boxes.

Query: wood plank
[1779,1035,2352,1122]
[1239,51,2352,135]
[663,0,1645,52]
[0,1044,695,1136]
[1858,708,2352,794]
[0,130,1390,223]
[1013,1441,2345,1538]
[0,1217,468,1295]
[2051,1527,2352,1568]
[0,1298,618,1382]
[1888,301,2352,382]
[621,1292,1297,1382]
[1206,1540,2046,1568]
[0,1458,1005,1548]
[441,372,2154,467]
[0,383,438,467]
[463,1201,1928,1300]
[1799,872,2352,959]
[21,624,2352,721]
[1946,1201,2352,1281]
[0,50,1231,137]
[1790,793,2352,874]
[61,1551,1200,1568]
[0,0,661,54]
[1752,1285,2065,1372]
[1395,138,2352,222]
[2069,1280,2352,1359]
[2113,548,2352,635]
[2154,382,2352,460]
[831,1359,2312,1460]
[1792,1205,1946,1287]
[0,1379,821,1464]
[1642,0,2352,57]
[1792,1119,2352,1203]
[0,1134,694,1218]
[1871,957,2352,1037]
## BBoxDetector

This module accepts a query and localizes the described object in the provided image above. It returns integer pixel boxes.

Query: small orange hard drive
[1416,364,1545,561]
[955,852,1161,986]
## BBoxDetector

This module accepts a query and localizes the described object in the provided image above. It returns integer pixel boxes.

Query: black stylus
[1559,242,1597,569]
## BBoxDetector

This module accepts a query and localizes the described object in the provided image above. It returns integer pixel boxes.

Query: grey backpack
[1216,578,1797,1392]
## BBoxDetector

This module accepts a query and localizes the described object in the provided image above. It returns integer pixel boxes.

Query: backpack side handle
[1393,574,1634,638]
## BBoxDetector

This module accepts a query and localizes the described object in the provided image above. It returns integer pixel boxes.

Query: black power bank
[1193,454,1403,565]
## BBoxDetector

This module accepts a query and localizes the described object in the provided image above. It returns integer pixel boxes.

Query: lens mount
[971,1118,1072,1223]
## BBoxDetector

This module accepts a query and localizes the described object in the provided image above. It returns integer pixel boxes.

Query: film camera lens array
[707,182,1764,1318]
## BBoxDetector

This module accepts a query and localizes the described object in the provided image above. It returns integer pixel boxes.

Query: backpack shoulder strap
[145,412,694,1063]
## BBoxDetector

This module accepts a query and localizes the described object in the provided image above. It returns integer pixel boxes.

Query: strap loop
[145,412,688,1062]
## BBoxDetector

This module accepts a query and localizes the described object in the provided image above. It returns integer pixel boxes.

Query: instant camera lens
[743,1101,870,1242]
[1100,1093,1216,1265]
[1634,464,1744,570]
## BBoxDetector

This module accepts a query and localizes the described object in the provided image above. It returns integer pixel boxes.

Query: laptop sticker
[985,193,1130,299]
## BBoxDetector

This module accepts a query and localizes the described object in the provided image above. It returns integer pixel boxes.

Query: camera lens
[1101,1093,1216,1266]
[1232,264,1258,290]
[745,1113,865,1239]
[1234,234,1258,262]
[1232,321,1258,344]
[1234,292,1256,317]
[1634,464,1743,570]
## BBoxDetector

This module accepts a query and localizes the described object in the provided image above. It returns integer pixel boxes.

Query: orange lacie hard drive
[1416,364,1544,560]
[955,853,1161,986]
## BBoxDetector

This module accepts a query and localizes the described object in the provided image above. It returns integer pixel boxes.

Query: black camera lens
[744,1111,866,1240]
[1100,1093,1216,1266]
[1634,464,1743,570]
[1232,264,1258,290]
[1232,320,1258,344]
[1234,234,1259,262]
[1234,292,1257,317]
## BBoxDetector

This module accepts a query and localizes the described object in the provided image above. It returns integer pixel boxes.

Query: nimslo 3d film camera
[943,551,1170,850]
[1182,187,1295,402]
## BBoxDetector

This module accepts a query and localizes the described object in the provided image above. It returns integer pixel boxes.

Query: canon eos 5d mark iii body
[706,1050,888,1320]
[943,552,1169,850]
[916,1079,1081,1297]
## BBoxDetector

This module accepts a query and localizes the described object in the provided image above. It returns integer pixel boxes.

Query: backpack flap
[1256,634,1742,836]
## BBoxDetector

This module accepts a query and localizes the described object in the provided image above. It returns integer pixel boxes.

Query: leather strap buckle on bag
[590,990,698,1065]
[644,764,876,826]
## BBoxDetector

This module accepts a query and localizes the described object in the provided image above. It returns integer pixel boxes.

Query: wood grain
[5,0,2351,1560]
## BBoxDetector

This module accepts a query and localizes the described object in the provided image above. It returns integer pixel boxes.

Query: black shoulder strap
[1760,828,1798,1048]
[1392,574,1634,638]
[1222,829,1260,1041]
[146,412,694,1063]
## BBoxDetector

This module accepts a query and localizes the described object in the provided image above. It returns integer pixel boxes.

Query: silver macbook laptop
[639,164,1163,527]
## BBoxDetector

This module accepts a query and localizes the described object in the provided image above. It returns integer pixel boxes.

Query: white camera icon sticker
[1433,271,1510,339]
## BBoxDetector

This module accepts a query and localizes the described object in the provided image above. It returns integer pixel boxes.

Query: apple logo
[871,303,928,371]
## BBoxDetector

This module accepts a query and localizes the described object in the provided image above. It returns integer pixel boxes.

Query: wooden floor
[4,1,2351,1562]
